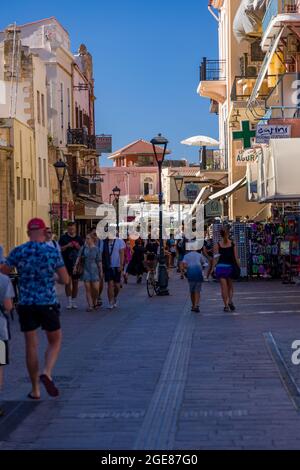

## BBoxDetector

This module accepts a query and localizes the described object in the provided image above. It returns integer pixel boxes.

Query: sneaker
[194,306,200,313]
[113,300,118,308]
[66,304,72,310]
[108,303,114,310]
[224,306,230,312]
[228,302,236,311]
[72,301,78,309]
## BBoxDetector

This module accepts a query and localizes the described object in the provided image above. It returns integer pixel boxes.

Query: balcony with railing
[200,149,228,172]
[72,176,101,200]
[231,75,277,103]
[67,128,96,150]
[262,0,300,38]
[197,58,227,103]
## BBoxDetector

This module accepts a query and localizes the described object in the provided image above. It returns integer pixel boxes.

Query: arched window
[144,177,154,196]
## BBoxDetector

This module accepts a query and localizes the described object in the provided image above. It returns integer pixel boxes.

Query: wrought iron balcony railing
[67,128,96,149]
[231,75,277,102]
[263,0,298,34]
[200,58,226,81]
[72,176,101,198]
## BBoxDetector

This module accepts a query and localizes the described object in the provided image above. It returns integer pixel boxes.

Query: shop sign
[236,148,261,166]
[51,203,69,220]
[205,200,222,217]
[256,124,291,144]
[184,182,200,202]
[96,135,112,154]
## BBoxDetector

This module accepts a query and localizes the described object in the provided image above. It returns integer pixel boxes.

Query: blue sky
[1,0,219,165]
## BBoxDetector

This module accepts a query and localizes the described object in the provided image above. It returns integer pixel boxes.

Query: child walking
[182,242,206,313]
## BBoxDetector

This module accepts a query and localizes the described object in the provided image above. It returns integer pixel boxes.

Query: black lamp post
[54,159,67,237]
[174,175,184,231]
[112,185,121,236]
[151,133,169,296]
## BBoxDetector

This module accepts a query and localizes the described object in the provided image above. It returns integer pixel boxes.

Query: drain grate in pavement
[77,410,145,419]
[19,375,73,384]
[0,401,41,441]
[181,410,248,419]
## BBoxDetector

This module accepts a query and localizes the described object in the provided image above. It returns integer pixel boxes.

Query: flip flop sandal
[27,393,40,400]
[40,374,59,397]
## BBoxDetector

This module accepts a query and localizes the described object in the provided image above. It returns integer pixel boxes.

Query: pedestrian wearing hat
[0,219,69,400]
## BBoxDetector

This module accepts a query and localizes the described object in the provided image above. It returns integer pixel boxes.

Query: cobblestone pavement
[1,273,300,450]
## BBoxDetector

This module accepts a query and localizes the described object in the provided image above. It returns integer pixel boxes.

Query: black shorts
[104,268,121,284]
[18,305,61,333]
[0,340,9,366]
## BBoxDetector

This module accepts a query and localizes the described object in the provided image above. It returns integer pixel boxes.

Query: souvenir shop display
[248,222,282,279]
[232,223,248,278]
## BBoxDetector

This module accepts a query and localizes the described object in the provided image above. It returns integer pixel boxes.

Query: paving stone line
[134,297,195,450]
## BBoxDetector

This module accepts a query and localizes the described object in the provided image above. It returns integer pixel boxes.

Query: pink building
[101,139,171,203]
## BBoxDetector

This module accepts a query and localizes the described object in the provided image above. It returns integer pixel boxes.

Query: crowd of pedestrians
[0,218,240,414]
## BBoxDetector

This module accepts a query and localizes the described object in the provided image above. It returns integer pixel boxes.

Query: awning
[248,26,284,108]
[258,138,300,202]
[209,177,247,201]
[233,0,266,43]
[189,186,211,215]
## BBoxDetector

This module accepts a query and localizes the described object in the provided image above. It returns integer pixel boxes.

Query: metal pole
[158,161,163,257]
[157,161,169,295]
[59,180,63,237]
[178,189,181,231]
[116,197,120,237]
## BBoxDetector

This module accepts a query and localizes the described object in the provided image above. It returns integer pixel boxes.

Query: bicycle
[146,255,159,297]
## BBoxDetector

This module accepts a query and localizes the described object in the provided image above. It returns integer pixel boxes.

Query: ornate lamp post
[112,185,121,236]
[174,175,184,232]
[53,159,67,237]
[151,133,169,296]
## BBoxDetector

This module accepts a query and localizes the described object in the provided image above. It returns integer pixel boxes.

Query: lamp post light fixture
[151,133,169,296]
[174,175,184,231]
[112,185,121,236]
[53,159,67,237]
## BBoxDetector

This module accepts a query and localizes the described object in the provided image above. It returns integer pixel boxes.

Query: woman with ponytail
[214,227,240,312]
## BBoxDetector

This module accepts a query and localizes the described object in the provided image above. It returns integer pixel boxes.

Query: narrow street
[1,274,300,450]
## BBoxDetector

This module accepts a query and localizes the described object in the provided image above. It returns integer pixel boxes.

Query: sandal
[40,374,59,397]
[224,306,230,312]
[27,392,40,400]
[86,307,93,312]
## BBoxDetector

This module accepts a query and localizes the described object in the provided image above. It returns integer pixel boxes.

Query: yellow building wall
[13,119,37,249]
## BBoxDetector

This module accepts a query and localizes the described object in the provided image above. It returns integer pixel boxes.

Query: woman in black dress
[128,238,146,284]
[214,228,240,312]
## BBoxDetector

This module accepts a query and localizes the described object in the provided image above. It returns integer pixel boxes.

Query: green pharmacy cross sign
[232,121,256,149]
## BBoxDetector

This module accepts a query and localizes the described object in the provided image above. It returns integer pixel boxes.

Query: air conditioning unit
[246,65,258,77]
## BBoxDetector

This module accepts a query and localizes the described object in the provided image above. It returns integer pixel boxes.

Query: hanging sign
[236,148,261,166]
[256,124,291,144]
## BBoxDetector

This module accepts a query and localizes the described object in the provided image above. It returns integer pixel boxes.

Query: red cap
[27,218,46,231]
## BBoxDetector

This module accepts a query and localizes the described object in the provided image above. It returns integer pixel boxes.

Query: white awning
[209,177,247,201]
[248,26,284,108]
[258,138,300,202]
[189,186,211,215]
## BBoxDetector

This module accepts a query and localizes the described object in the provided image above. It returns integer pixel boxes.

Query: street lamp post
[174,175,184,232]
[54,159,67,237]
[151,133,169,296]
[112,186,121,236]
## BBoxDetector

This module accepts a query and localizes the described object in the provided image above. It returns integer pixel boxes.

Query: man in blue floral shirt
[1,219,69,400]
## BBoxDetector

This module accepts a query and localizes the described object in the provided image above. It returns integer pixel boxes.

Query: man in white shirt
[101,235,125,309]
[45,228,61,254]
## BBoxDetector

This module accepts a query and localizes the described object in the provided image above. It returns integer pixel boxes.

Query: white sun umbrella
[181,136,219,169]
[180,136,219,147]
